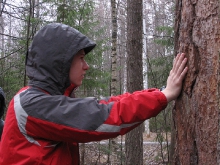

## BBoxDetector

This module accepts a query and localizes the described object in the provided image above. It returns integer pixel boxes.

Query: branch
[2,10,26,21]
[0,32,20,39]
[0,0,7,17]
[0,46,25,60]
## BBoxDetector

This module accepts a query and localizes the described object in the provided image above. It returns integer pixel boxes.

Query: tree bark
[173,0,220,164]
[110,0,118,96]
[0,1,4,58]
[108,0,119,164]
[125,0,144,164]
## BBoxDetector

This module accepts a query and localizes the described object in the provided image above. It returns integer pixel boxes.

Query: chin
[70,81,82,87]
[76,82,82,87]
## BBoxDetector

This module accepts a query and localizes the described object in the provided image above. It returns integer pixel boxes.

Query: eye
[79,54,85,60]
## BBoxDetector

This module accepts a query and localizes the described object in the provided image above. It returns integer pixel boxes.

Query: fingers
[177,56,187,77]
[173,53,187,77]
[162,53,188,102]
[172,53,181,72]
[179,65,188,80]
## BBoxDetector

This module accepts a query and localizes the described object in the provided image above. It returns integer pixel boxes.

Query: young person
[0,87,5,141]
[0,23,188,165]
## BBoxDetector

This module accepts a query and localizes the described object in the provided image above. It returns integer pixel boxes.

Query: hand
[162,53,188,102]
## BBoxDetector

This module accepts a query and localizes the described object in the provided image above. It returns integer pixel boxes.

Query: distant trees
[0,0,111,101]
[144,1,175,164]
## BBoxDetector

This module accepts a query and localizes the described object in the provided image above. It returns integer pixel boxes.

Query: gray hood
[0,87,5,118]
[0,87,5,99]
[26,23,96,95]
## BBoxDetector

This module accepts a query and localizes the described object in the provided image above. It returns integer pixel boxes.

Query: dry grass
[80,132,171,165]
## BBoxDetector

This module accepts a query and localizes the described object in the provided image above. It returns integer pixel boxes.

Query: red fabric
[64,84,76,96]
[100,89,167,125]
[0,86,79,165]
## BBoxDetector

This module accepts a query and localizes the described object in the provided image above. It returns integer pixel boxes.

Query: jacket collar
[64,84,76,97]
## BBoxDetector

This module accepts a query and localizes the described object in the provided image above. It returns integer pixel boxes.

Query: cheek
[69,64,80,78]
[69,61,77,74]
[69,65,75,80]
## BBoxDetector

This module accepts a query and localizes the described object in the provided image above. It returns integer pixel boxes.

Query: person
[0,23,188,164]
[0,87,5,141]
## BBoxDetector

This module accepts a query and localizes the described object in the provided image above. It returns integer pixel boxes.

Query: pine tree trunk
[172,0,220,164]
[125,0,144,164]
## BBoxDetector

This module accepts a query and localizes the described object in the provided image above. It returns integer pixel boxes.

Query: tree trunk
[0,1,4,58]
[24,0,34,86]
[173,0,220,164]
[125,0,143,164]
[110,0,118,96]
[108,0,119,164]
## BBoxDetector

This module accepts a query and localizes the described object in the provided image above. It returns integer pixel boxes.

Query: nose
[83,61,89,70]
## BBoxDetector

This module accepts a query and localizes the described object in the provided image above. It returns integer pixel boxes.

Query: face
[69,49,89,86]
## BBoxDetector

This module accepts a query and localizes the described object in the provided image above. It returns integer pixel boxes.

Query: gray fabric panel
[95,122,141,133]
[20,88,113,131]
[14,92,40,146]
[99,96,111,102]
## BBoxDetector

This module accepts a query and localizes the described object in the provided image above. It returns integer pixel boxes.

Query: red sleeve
[95,88,167,135]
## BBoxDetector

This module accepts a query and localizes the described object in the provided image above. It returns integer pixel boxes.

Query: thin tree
[24,0,33,86]
[172,0,220,164]
[107,0,119,164]
[110,0,118,96]
[125,0,144,164]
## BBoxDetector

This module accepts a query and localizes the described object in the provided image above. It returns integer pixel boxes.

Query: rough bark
[125,0,144,164]
[173,0,220,164]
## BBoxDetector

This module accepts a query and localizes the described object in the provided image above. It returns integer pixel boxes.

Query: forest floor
[81,132,171,165]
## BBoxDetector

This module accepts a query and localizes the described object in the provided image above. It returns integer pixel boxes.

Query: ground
[80,132,171,165]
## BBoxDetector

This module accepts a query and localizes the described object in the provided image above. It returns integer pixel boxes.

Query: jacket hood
[0,87,5,118]
[26,23,96,95]
[0,87,5,99]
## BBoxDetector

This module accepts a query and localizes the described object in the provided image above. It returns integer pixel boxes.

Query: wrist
[161,88,174,102]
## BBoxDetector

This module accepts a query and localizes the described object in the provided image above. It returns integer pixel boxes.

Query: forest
[0,0,219,164]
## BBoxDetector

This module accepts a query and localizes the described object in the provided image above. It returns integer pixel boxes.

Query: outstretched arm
[162,53,188,102]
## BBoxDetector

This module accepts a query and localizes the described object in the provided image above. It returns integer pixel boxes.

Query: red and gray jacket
[0,23,167,165]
